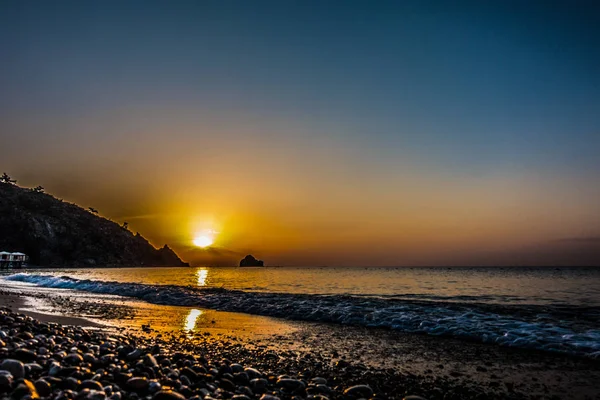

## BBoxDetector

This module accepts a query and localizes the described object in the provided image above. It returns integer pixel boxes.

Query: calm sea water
[10,266,600,305]
[3,266,600,357]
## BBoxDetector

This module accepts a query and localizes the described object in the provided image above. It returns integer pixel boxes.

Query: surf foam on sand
[5,273,600,358]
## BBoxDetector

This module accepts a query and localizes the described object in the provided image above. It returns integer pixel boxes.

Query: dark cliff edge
[0,182,189,267]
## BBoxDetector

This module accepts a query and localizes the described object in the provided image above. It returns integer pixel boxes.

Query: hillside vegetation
[0,181,188,267]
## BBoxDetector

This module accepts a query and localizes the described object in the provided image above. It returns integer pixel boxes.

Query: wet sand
[1,290,599,399]
[0,291,102,327]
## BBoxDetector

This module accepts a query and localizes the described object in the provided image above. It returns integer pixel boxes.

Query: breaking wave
[5,273,600,358]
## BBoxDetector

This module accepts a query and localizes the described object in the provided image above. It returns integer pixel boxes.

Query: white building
[0,251,28,268]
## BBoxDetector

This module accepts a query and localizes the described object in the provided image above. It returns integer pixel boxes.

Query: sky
[1,1,599,266]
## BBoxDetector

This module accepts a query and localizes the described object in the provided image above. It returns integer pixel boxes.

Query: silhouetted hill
[0,182,188,267]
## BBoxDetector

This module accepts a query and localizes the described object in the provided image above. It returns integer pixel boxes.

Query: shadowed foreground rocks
[0,182,188,267]
[0,308,509,400]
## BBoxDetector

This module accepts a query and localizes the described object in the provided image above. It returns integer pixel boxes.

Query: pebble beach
[1,287,600,400]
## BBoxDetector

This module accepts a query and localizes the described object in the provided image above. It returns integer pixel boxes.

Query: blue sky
[1,1,599,265]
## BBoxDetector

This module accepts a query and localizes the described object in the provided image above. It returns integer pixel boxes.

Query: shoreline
[0,291,104,328]
[1,290,599,399]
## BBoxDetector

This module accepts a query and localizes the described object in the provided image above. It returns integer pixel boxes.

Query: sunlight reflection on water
[184,308,202,330]
[196,268,208,286]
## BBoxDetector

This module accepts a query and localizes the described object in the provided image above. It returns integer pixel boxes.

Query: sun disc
[193,235,213,248]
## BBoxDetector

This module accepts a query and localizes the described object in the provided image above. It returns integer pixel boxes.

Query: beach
[1,286,599,400]
[3,2,599,398]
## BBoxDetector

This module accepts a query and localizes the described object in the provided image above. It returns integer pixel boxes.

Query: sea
[2,266,600,358]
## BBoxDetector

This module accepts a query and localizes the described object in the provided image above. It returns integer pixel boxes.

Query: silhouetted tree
[122,221,129,230]
[32,186,44,193]
[88,207,99,214]
[0,173,16,184]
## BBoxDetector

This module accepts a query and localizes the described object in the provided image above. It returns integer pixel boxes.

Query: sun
[193,235,213,248]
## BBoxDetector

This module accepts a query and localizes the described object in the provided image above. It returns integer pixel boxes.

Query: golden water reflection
[184,308,202,331]
[196,268,208,286]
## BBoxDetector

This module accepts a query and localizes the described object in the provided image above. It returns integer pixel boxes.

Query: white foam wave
[5,273,600,358]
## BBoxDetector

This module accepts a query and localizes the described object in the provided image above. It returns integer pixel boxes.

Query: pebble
[311,377,327,385]
[34,379,52,397]
[343,385,373,398]
[149,380,162,393]
[0,371,13,393]
[251,378,268,392]
[144,354,159,367]
[126,348,143,361]
[127,377,149,392]
[109,393,122,400]
[15,348,37,363]
[26,362,44,375]
[277,378,306,391]
[11,379,39,399]
[245,367,262,379]
[180,366,198,381]
[230,363,244,373]
[81,380,104,391]
[219,378,236,391]
[152,390,186,400]
[87,389,107,400]
[65,353,84,365]
[260,395,281,400]
[0,309,455,400]
[0,359,25,379]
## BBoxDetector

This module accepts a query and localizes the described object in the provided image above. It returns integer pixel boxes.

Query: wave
[5,273,600,358]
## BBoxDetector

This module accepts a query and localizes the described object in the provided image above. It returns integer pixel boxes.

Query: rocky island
[239,254,264,267]
[0,180,188,268]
